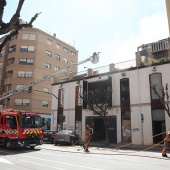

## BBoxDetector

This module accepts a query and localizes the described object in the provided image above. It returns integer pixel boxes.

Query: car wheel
[30,146,35,149]
[51,139,54,144]
[70,139,74,145]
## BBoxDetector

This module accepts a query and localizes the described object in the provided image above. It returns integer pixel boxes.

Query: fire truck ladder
[0,52,100,101]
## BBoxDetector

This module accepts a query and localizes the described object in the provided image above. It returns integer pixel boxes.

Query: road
[0,144,169,170]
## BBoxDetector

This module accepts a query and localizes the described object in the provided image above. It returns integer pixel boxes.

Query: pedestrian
[162,131,170,157]
[83,125,92,152]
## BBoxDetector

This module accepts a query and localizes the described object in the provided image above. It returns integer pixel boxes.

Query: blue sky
[3,0,169,71]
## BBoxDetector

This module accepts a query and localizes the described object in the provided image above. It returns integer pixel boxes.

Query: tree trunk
[103,115,109,146]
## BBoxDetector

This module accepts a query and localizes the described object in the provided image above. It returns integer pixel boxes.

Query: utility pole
[166,0,170,36]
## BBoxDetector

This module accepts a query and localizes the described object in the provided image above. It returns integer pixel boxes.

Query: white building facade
[51,62,170,145]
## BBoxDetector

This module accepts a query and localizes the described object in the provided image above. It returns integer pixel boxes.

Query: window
[20,46,35,53]
[11,35,17,40]
[0,51,5,57]
[0,62,2,68]
[7,58,14,65]
[63,58,68,64]
[43,88,49,92]
[19,58,33,65]
[150,73,162,99]
[22,34,36,40]
[55,54,60,60]
[17,71,32,78]
[16,85,24,89]
[56,44,61,49]
[46,51,52,57]
[47,39,53,45]
[54,66,60,72]
[14,99,30,106]
[71,61,75,65]
[42,101,48,107]
[71,51,76,56]
[63,70,68,74]
[9,45,16,53]
[63,47,69,53]
[45,63,51,69]
[5,116,17,128]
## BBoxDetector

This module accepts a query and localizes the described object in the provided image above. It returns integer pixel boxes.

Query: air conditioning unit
[93,70,99,75]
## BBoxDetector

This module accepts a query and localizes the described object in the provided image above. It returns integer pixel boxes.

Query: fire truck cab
[0,108,44,149]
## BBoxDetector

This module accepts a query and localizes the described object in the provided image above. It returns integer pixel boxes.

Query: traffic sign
[141,114,144,122]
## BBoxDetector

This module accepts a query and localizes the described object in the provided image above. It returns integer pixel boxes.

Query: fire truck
[0,108,44,149]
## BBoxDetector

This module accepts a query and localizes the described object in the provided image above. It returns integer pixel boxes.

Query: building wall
[52,63,170,145]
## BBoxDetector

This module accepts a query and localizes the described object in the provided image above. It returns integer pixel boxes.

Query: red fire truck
[0,108,44,149]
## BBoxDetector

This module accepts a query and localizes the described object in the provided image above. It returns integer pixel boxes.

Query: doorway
[85,116,117,143]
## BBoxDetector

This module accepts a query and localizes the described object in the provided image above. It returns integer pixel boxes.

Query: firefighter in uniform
[162,131,170,157]
[83,125,93,152]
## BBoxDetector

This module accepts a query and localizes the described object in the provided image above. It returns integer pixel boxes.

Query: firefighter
[162,131,170,157]
[83,125,92,152]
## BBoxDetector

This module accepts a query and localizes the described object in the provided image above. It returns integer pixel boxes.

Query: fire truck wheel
[5,140,11,149]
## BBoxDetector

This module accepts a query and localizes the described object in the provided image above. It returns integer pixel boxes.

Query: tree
[0,0,41,52]
[80,87,112,146]
[150,83,170,117]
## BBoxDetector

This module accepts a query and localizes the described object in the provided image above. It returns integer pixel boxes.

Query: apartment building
[0,28,78,121]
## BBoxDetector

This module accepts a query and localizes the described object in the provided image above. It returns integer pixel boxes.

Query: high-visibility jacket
[164,135,170,148]
[85,129,90,139]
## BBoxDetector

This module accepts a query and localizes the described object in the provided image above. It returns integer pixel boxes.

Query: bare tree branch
[150,84,170,117]
[0,0,41,52]
[0,0,6,25]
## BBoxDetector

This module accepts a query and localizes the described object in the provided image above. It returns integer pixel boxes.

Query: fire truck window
[5,116,11,127]
[10,117,17,129]
[5,116,17,128]
[25,118,32,125]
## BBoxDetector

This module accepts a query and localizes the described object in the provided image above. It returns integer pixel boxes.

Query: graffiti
[69,125,73,131]
[132,128,140,132]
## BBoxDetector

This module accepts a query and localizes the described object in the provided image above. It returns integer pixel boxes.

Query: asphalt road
[0,144,169,170]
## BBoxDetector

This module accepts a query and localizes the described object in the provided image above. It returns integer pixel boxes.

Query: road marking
[0,158,13,164]
[7,157,64,170]
[16,155,103,170]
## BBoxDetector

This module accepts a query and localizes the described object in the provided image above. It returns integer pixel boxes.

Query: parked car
[54,130,80,145]
[43,130,58,144]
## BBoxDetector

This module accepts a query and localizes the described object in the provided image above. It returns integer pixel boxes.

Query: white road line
[0,158,13,164]
[8,157,64,170]
[34,151,62,157]
[15,155,103,170]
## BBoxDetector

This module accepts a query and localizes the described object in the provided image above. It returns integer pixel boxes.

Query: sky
[2,0,169,72]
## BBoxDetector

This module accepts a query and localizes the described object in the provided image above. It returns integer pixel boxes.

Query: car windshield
[19,115,43,128]
[58,130,72,135]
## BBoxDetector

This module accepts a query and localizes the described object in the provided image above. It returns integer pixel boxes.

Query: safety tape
[113,131,167,150]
